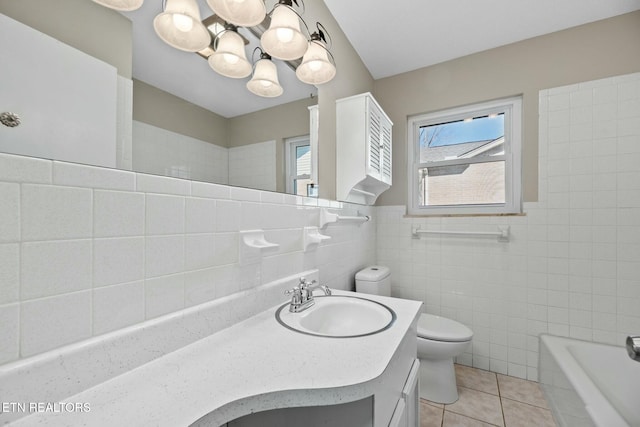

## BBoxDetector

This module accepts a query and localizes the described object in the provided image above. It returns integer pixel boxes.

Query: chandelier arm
[315,22,332,50]
[212,28,228,51]
[250,46,263,64]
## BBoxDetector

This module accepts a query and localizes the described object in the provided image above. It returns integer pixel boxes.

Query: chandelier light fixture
[260,0,308,61]
[206,0,266,27]
[92,0,144,11]
[296,23,336,85]
[152,0,211,52]
[93,0,336,97]
[208,25,253,78]
[246,48,283,97]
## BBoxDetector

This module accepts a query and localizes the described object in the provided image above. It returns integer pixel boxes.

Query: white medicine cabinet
[336,92,393,205]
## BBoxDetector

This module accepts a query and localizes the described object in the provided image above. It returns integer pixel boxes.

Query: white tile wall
[21,184,93,241]
[52,161,135,191]
[20,291,92,357]
[93,237,145,287]
[228,140,277,191]
[132,121,228,185]
[0,244,19,304]
[94,190,145,238]
[21,240,93,299]
[0,183,20,243]
[92,281,144,335]
[377,72,640,381]
[0,152,375,365]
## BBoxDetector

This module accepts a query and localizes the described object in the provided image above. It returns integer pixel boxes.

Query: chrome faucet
[627,336,640,362]
[284,277,331,313]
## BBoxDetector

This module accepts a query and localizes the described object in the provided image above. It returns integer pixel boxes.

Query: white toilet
[355,266,473,404]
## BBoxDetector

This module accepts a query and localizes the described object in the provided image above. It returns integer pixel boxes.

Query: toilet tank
[355,266,391,297]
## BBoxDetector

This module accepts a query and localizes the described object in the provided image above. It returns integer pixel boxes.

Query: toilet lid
[417,314,473,342]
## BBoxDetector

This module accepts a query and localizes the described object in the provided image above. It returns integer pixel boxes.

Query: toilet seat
[417,313,473,342]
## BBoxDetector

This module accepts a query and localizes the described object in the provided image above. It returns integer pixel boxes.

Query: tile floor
[420,365,557,427]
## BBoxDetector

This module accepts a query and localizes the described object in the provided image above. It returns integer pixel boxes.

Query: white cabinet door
[388,359,420,427]
[366,98,393,185]
[366,100,383,181]
[402,359,420,427]
[380,117,393,185]
[388,397,407,427]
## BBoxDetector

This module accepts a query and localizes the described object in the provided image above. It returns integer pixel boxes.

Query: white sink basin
[276,295,396,338]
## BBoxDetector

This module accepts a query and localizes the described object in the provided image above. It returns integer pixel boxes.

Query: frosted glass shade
[207,0,266,27]
[208,30,252,78]
[296,40,336,85]
[92,0,143,11]
[153,0,211,52]
[247,59,283,97]
[260,5,307,60]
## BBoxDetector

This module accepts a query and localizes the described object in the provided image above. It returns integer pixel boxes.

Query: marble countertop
[11,291,421,426]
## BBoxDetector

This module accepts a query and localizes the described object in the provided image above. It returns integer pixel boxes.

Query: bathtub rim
[539,334,628,427]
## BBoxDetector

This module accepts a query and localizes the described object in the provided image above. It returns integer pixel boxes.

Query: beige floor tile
[443,411,500,426]
[455,364,499,395]
[421,397,444,409]
[445,387,504,427]
[501,398,557,427]
[420,400,444,427]
[497,374,549,409]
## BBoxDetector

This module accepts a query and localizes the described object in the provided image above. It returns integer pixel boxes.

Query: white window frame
[407,96,522,215]
[285,135,311,195]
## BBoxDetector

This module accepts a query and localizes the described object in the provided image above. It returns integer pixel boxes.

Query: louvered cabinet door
[367,101,383,181]
[380,113,393,185]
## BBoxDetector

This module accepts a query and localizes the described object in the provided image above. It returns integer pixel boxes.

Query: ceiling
[324,0,640,80]
[123,0,640,117]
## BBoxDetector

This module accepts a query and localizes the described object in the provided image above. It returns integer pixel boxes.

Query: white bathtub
[539,334,640,427]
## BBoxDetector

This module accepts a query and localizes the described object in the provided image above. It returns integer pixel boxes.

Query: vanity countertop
[10,291,422,426]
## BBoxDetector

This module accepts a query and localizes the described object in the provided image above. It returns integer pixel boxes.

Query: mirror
[0,0,320,196]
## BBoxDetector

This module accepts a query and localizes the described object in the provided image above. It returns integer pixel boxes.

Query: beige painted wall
[228,97,316,192]
[133,79,228,147]
[0,0,132,78]
[374,11,640,207]
[304,1,375,200]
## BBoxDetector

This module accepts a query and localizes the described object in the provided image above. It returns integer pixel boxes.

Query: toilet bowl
[416,313,473,404]
[355,266,473,404]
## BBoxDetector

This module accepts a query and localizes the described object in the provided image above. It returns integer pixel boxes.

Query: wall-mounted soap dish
[239,230,279,265]
[303,226,331,251]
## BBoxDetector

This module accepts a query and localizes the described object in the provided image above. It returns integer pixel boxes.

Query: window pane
[296,145,311,176]
[419,114,504,163]
[418,161,506,207]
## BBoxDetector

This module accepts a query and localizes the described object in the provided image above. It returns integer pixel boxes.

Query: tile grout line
[497,373,507,427]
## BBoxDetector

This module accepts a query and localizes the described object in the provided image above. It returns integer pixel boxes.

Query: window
[285,135,314,196]
[408,97,522,215]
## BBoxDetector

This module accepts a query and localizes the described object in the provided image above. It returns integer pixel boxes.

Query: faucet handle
[299,277,316,289]
[285,285,300,295]
[284,286,302,304]
[627,336,640,361]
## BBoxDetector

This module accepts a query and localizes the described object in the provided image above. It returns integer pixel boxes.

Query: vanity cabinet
[336,92,393,205]
[225,326,420,427]
[389,360,420,427]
